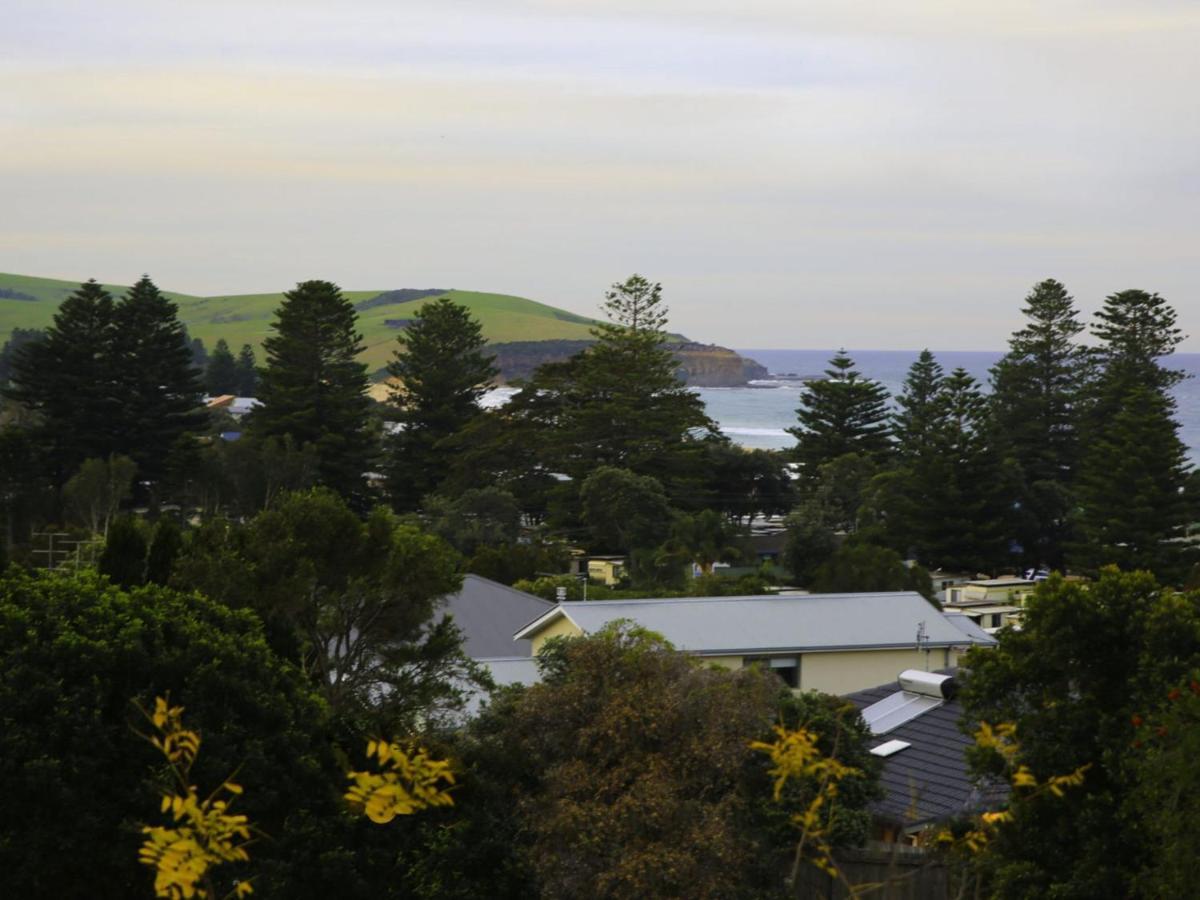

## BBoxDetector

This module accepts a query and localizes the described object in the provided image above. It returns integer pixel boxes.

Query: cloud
[3,0,1199,349]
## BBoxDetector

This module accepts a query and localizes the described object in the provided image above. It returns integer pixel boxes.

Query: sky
[3,0,1199,350]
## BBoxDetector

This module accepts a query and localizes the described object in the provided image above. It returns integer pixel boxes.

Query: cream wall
[791,647,958,695]
[703,656,743,670]
[529,616,585,655]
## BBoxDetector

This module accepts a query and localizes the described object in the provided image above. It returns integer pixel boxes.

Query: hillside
[0,272,764,384]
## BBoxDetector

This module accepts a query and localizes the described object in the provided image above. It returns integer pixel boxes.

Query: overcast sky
[3,0,1198,349]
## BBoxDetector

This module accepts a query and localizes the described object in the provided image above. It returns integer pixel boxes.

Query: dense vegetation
[0,270,1198,897]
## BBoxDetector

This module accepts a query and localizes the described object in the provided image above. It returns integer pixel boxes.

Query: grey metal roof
[943,612,997,644]
[846,675,1008,828]
[517,592,996,654]
[440,575,553,659]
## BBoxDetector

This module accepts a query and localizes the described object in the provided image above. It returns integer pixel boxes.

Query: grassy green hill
[0,273,609,371]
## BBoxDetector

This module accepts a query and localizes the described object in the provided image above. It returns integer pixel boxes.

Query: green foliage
[62,454,137,535]
[788,351,892,477]
[0,424,45,552]
[579,466,673,555]
[809,541,935,601]
[249,280,377,505]
[459,276,715,517]
[0,568,334,899]
[205,337,240,395]
[961,570,1200,897]
[701,443,795,523]
[869,364,1017,573]
[0,327,44,385]
[660,508,746,575]
[988,279,1088,568]
[110,276,207,482]
[1072,289,1192,581]
[145,518,184,586]
[465,541,568,586]
[385,297,498,510]
[5,279,122,479]
[1072,384,1194,579]
[425,487,521,556]
[783,500,839,586]
[1127,674,1200,898]
[99,515,148,588]
[443,621,873,900]
[235,344,258,396]
[172,488,485,730]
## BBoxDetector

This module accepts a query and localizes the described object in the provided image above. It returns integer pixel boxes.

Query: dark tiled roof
[846,677,1008,829]
[439,574,552,659]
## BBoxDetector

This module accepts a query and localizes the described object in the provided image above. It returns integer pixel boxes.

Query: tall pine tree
[1073,289,1192,580]
[893,349,944,460]
[111,275,206,481]
[5,279,121,480]
[788,351,891,477]
[384,297,498,511]
[204,338,239,395]
[235,344,258,396]
[248,280,376,504]
[989,278,1088,569]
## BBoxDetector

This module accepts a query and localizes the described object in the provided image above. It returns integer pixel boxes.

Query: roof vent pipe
[898,669,957,700]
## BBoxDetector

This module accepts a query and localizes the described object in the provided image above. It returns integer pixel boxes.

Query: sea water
[483,349,1200,464]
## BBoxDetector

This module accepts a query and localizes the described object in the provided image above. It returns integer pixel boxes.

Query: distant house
[944,578,1037,633]
[441,575,553,697]
[204,395,260,418]
[514,592,997,696]
[945,577,1036,607]
[586,556,625,586]
[846,670,1008,843]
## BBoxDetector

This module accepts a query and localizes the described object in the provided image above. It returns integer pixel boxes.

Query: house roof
[846,674,1008,829]
[440,574,553,659]
[514,592,997,655]
[942,613,996,643]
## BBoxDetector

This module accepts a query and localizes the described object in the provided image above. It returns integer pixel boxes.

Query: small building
[514,592,996,696]
[846,670,1008,844]
[945,578,1036,608]
[587,556,626,586]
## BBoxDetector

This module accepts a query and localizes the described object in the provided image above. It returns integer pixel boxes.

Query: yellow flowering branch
[750,723,861,885]
[136,697,255,900]
[345,739,456,824]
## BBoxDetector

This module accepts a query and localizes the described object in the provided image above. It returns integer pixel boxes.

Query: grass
[0,273,608,372]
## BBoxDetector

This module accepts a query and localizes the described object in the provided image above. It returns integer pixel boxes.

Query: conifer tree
[788,351,891,477]
[111,276,206,481]
[204,338,240,396]
[460,275,715,513]
[1072,289,1192,579]
[5,279,120,479]
[248,280,376,504]
[989,279,1088,569]
[893,349,944,460]
[385,297,498,511]
[235,344,258,396]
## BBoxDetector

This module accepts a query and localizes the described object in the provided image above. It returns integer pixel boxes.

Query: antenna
[916,621,930,670]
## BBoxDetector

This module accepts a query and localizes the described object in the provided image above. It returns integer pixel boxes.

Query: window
[744,656,800,689]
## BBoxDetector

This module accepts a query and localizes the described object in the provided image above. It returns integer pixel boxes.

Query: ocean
[482,349,1200,464]
[706,350,1200,464]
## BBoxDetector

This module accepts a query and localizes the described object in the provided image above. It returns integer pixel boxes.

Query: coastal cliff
[488,340,767,387]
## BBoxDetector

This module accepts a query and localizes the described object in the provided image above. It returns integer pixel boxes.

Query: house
[586,556,626,585]
[925,569,977,605]
[943,577,1037,633]
[846,670,1008,844]
[945,577,1036,607]
[514,592,997,696]
[441,574,553,659]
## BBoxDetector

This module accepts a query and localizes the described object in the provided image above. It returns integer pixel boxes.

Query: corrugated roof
[516,592,996,654]
[943,613,996,644]
[846,675,1008,828]
[440,575,553,659]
